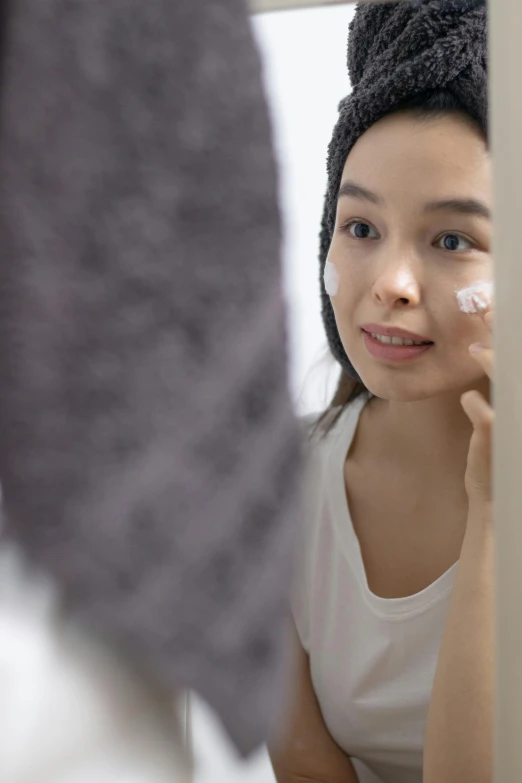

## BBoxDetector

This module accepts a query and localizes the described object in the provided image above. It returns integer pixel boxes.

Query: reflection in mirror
[269,1,492,783]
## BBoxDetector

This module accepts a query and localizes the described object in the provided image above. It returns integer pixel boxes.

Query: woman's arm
[269,621,359,783]
[424,307,495,783]
[423,503,494,783]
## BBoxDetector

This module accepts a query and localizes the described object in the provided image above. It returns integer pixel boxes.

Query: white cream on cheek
[324,260,340,297]
[456,279,494,313]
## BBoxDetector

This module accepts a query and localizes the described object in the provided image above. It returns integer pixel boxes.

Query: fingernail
[469,343,484,354]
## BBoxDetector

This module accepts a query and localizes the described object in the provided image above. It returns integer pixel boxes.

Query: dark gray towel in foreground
[0,0,300,755]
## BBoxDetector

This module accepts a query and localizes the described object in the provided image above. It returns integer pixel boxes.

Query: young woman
[271,2,493,782]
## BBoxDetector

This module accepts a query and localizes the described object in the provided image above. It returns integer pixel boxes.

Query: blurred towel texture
[0,0,300,761]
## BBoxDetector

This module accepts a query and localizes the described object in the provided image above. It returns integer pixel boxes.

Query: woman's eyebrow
[423,198,491,219]
[337,182,491,220]
[337,180,383,205]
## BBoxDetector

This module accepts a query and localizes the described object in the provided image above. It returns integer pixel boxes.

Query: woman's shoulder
[298,411,333,464]
[296,395,370,510]
[299,397,366,451]
[296,404,354,504]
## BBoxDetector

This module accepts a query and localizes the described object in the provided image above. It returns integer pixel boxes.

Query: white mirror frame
[489,0,522,779]
[250,0,350,12]
[249,0,396,10]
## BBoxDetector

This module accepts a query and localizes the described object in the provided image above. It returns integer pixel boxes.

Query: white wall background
[191,4,356,782]
[260,2,357,417]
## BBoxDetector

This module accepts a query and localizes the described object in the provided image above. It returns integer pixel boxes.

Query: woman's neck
[365,378,490,473]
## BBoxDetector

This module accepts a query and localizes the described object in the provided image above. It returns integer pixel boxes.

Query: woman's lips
[362,330,434,362]
[360,322,432,343]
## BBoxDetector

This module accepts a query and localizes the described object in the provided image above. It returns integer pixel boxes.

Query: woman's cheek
[330,254,367,306]
[329,270,360,335]
[436,305,488,377]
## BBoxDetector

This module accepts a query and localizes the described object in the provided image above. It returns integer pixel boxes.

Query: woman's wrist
[467,499,493,532]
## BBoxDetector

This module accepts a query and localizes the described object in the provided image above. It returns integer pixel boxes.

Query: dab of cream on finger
[324,260,339,297]
[456,280,494,313]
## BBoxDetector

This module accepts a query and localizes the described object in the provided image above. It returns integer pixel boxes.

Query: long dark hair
[313,88,488,438]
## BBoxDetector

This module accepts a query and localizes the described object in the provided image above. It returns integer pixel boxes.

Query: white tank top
[292,394,459,783]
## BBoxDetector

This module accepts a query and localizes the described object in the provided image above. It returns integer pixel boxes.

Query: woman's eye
[344,221,379,239]
[436,233,473,252]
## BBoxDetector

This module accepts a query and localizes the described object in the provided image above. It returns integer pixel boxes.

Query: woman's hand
[461,305,494,508]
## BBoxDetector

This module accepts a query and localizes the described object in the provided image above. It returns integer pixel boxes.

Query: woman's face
[328,111,492,401]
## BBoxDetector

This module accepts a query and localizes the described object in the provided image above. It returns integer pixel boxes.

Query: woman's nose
[371,263,421,309]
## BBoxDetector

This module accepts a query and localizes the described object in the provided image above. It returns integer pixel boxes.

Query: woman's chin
[347,339,489,401]
[363,381,435,402]
[355,365,483,403]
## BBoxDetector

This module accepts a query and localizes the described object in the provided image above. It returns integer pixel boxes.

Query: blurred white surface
[256,3,356,417]
[0,544,189,783]
[191,4,355,782]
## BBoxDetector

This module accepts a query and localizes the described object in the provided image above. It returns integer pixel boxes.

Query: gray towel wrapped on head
[0,0,300,756]
[320,0,487,377]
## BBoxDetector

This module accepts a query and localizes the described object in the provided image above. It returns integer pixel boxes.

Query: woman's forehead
[341,113,491,207]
